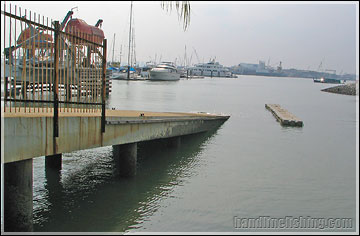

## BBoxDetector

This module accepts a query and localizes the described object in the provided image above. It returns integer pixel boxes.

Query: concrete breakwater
[321,81,358,96]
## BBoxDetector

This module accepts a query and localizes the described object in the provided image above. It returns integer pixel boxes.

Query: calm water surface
[30,75,357,232]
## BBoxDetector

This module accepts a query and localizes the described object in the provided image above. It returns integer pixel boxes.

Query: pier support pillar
[4,159,33,232]
[167,136,181,148]
[45,153,62,171]
[113,142,137,177]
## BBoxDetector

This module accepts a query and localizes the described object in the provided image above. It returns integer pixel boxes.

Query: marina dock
[265,104,303,127]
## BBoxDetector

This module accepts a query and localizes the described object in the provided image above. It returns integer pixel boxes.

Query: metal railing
[2,3,108,135]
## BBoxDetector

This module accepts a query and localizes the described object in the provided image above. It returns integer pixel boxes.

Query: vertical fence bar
[71,27,75,112]
[14,5,17,111]
[63,31,66,112]
[41,15,45,112]
[45,16,49,113]
[9,4,12,112]
[53,21,60,137]
[79,31,83,113]
[91,36,95,112]
[95,50,99,109]
[3,2,6,112]
[47,17,50,113]
[28,10,32,112]
[18,7,23,113]
[76,29,80,113]
[84,32,88,113]
[32,12,36,112]
[74,28,78,112]
[18,8,22,112]
[101,39,107,133]
[78,30,82,113]
[27,10,31,112]
[83,31,86,113]
[66,31,70,112]
[36,13,40,112]
[66,31,69,112]
[58,32,62,112]
[61,31,64,112]
[21,8,27,113]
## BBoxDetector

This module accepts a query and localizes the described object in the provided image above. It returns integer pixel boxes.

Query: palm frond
[161,1,191,31]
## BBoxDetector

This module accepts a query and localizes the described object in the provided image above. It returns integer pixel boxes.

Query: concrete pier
[265,104,303,127]
[3,108,229,231]
[4,109,229,164]
[113,143,138,177]
[4,159,33,232]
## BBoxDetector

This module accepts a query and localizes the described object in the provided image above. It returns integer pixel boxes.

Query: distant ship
[149,62,180,81]
[189,59,234,78]
[313,77,346,84]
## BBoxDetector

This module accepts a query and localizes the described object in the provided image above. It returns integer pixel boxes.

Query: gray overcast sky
[2,1,359,74]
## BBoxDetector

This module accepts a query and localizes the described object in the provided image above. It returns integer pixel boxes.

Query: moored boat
[149,62,180,81]
[189,59,233,78]
[313,77,345,84]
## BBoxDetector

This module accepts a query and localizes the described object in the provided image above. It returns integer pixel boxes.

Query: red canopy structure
[65,18,105,45]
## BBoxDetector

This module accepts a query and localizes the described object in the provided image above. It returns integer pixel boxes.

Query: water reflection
[33,129,220,232]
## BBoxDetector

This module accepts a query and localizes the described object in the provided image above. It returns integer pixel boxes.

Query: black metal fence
[2,3,109,134]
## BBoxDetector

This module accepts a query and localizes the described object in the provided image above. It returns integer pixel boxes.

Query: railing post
[101,39,107,133]
[4,76,9,100]
[53,21,60,138]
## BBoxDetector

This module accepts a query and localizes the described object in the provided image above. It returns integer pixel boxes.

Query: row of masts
[109,1,136,75]
[108,1,204,70]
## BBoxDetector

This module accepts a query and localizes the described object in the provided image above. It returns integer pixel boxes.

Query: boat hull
[110,72,131,80]
[149,71,180,81]
[313,78,345,84]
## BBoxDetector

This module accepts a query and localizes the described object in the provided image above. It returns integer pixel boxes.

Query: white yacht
[149,62,180,81]
[189,59,233,77]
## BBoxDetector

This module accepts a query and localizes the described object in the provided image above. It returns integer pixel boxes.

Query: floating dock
[265,104,303,127]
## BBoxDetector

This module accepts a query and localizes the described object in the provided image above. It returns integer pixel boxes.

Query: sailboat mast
[119,44,122,66]
[127,1,133,79]
[112,33,116,64]
[133,28,136,67]
[184,45,187,68]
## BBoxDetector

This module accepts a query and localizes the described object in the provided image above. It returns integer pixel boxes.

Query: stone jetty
[321,81,359,96]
